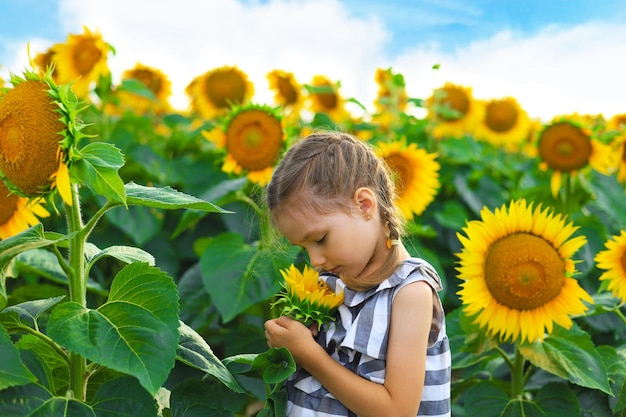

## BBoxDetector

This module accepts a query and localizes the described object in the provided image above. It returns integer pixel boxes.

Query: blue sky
[1,0,625,119]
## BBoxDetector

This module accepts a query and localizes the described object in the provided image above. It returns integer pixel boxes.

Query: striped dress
[286,258,451,417]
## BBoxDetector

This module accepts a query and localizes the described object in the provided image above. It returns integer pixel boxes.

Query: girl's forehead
[274,209,323,244]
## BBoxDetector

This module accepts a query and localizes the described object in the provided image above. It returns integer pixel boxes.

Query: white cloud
[3,1,625,121]
[392,22,626,120]
[56,0,389,111]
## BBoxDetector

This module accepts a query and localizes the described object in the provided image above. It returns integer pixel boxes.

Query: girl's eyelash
[316,236,326,244]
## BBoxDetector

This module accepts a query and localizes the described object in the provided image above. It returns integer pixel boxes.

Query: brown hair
[266,131,406,286]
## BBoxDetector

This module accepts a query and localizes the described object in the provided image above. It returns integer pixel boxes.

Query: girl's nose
[308,249,326,268]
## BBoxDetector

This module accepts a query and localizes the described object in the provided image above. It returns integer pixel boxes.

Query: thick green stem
[65,183,87,400]
[510,345,525,398]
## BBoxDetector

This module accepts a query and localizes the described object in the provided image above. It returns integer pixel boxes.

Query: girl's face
[273,188,389,291]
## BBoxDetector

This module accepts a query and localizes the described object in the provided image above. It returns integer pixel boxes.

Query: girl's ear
[354,187,377,218]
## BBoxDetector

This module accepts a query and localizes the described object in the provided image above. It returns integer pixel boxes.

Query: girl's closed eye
[316,235,326,244]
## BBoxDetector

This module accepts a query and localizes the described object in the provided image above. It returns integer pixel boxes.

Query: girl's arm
[264,280,434,417]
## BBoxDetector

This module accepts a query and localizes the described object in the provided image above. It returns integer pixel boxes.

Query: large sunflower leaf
[91,375,158,417]
[73,142,126,204]
[519,323,612,395]
[125,182,231,213]
[47,263,180,396]
[464,381,579,417]
[28,397,96,417]
[200,233,288,322]
[0,225,68,310]
[169,380,234,417]
[0,383,51,415]
[0,324,37,390]
[176,321,244,393]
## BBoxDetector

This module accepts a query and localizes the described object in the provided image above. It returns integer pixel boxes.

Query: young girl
[264,132,450,417]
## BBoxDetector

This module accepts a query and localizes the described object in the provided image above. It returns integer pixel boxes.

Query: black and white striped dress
[286,258,451,417]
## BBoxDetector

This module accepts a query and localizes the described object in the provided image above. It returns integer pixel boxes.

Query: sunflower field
[1,27,625,417]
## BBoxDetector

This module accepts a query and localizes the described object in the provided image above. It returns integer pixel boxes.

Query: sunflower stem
[613,304,626,326]
[510,345,526,399]
[65,183,88,400]
[494,345,514,370]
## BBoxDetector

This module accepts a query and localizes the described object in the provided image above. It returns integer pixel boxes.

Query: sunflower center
[73,38,103,75]
[131,69,162,95]
[485,100,518,132]
[316,90,338,111]
[226,110,283,171]
[277,76,298,106]
[206,71,246,109]
[484,232,565,310]
[384,154,413,197]
[439,87,469,121]
[538,122,591,172]
[0,188,18,224]
[0,80,64,195]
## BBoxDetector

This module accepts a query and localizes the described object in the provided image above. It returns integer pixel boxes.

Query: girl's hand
[264,316,319,363]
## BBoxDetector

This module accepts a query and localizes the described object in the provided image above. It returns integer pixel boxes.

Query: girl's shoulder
[394,257,443,294]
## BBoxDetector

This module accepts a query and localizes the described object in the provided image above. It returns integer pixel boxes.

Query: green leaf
[0,383,51,415]
[73,142,126,204]
[598,345,626,413]
[14,249,106,295]
[125,182,231,212]
[169,380,234,417]
[0,325,37,390]
[91,376,158,417]
[28,397,97,417]
[0,225,68,309]
[15,335,69,396]
[465,381,580,417]
[519,323,612,395]
[2,295,65,327]
[47,263,180,395]
[223,348,295,385]
[200,233,282,322]
[84,243,155,269]
[176,321,245,393]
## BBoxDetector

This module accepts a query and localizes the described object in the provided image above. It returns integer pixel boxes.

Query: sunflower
[472,97,531,151]
[594,230,626,303]
[537,115,613,197]
[201,104,284,185]
[32,45,61,81]
[613,133,626,184]
[456,199,593,343]
[0,68,82,206]
[371,68,408,131]
[426,82,484,139]
[0,181,50,239]
[186,66,254,119]
[113,63,172,114]
[605,113,626,132]
[376,141,440,219]
[272,264,344,327]
[52,27,112,99]
[373,67,408,113]
[305,75,349,123]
